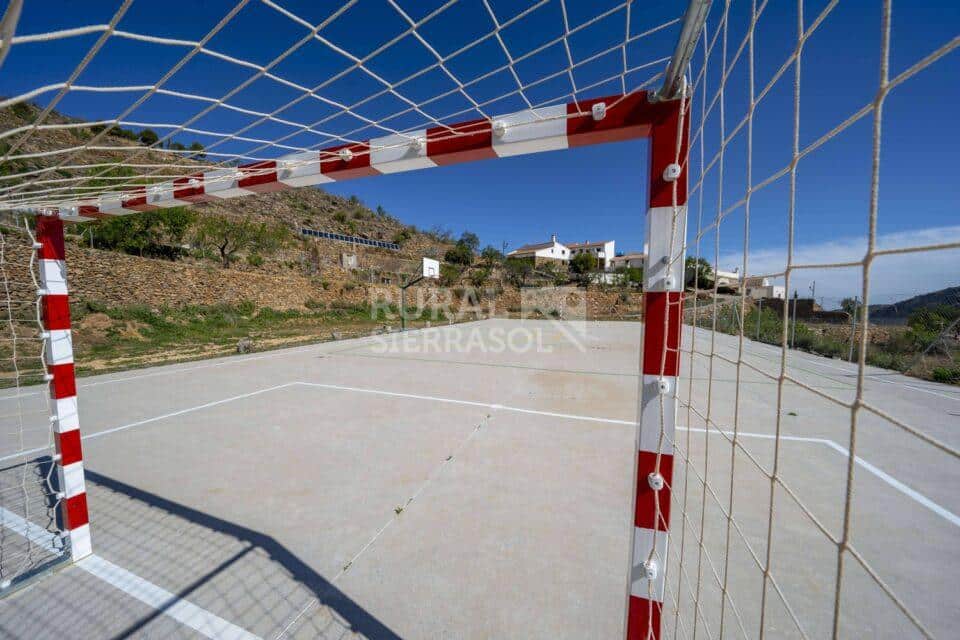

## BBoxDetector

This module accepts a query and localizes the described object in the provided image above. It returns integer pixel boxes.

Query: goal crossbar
[13,92,682,223]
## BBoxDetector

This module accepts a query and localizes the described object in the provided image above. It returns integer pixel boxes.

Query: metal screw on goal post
[657,377,671,394]
[647,472,665,491]
[662,163,682,182]
[642,559,659,581]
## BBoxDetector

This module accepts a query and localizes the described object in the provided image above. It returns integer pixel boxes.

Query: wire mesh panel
[0,216,70,593]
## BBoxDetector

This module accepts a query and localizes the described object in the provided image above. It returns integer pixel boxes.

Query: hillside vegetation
[1,101,458,271]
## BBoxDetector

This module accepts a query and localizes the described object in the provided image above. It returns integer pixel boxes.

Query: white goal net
[0,1,958,639]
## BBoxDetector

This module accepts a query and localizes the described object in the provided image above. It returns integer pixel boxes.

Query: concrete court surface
[0,318,957,639]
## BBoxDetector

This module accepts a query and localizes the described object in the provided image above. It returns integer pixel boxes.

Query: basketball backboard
[422,257,440,279]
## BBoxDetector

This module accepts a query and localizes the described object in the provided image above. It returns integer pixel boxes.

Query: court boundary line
[2,377,955,540]
[0,507,260,640]
[294,382,959,528]
[0,383,299,464]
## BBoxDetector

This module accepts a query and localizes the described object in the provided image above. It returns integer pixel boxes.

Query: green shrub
[444,242,473,266]
[932,366,960,384]
[440,263,461,287]
[84,300,108,314]
[10,102,35,121]
[236,300,256,316]
[812,338,846,359]
[246,253,264,267]
[328,300,367,314]
[569,252,597,275]
[467,267,491,288]
[333,212,347,223]
[865,350,905,371]
[256,307,302,321]
[392,228,413,245]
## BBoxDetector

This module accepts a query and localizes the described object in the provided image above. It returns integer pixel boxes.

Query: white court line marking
[0,348,322,403]
[5,380,954,529]
[0,508,260,640]
[0,506,66,557]
[679,426,960,528]
[85,382,298,441]
[297,382,960,528]
[293,381,636,426]
[78,555,261,640]
[819,439,960,528]
[0,383,298,464]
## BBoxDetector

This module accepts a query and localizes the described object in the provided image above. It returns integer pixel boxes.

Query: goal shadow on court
[79,469,402,640]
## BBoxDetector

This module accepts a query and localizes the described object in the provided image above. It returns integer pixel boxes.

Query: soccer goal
[0,1,957,638]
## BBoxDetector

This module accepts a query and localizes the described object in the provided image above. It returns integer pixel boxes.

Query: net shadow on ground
[0,456,69,594]
[16,468,402,640]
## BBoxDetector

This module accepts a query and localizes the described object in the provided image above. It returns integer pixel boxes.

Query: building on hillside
[507,234,570,265]
[713,268,742,292]
[567,240,616,271]
[743,276,785,300]
[610,252,646,270]
[747,284,786,300]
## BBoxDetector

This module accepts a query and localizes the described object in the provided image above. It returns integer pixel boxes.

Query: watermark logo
[366,285,589,354]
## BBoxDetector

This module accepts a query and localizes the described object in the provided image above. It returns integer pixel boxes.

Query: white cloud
[717,225,960,308]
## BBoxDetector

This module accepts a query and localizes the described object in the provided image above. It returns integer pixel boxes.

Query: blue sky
[2,0,958,305]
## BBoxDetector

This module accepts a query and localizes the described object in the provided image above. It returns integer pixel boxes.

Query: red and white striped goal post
[33,89,688,639]
[36,213,92,563]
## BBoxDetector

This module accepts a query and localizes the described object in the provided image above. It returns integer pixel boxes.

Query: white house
[610,252,646,270]
[749,285,786,300]
[743,276,785,299]
[742,276,768,288]
[713,268,741,291]
[507,234,570,264]
[567,240,616,271]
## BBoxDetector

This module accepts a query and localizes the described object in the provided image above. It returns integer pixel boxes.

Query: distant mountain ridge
[869,286,960,319]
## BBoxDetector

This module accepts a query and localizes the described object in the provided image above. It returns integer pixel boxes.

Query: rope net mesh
[0,1,957,638]
[657,1,959,639]
[0,0,683,210]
